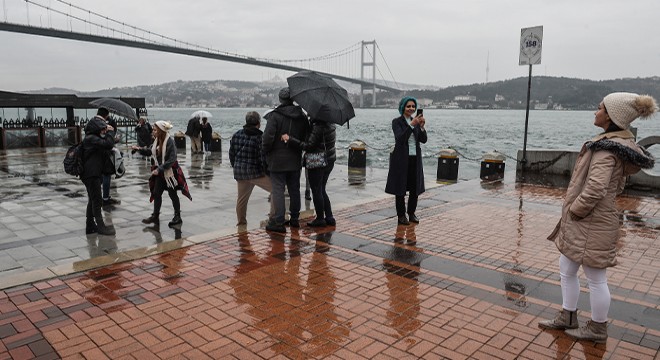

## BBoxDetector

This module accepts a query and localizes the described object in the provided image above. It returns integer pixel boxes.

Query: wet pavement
[0,147,659,359]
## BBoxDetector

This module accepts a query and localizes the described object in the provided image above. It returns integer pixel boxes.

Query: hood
[84,117,107,135]
[267,104,307,121]
[586,138,655,174]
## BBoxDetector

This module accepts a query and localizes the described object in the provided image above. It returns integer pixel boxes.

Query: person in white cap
[132,120,192,227]
[539,92,657,343]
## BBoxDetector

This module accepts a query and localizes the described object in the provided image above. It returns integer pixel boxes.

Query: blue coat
[385,116,427,196]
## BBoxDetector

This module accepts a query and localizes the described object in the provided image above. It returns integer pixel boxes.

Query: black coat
[385,116,427,196]
[288,120,336,163]
[185,118,201,137]
[81,117,116,179]
[135,122,153,147]
[262,104,310,172]
[200,122,213,143]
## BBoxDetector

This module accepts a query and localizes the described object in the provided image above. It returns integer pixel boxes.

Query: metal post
[359,41,365,108]
[372,40,377,107]
[522,64,532,168]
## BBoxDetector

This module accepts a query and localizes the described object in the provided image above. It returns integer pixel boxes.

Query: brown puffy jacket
[548,130,655,268]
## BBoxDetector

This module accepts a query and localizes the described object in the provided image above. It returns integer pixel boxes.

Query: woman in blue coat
[385,96,427,225]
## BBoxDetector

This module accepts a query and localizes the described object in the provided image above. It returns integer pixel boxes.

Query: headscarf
[398,96,418,115]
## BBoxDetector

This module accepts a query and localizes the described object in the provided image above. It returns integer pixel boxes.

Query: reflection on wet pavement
[0,148,657,358]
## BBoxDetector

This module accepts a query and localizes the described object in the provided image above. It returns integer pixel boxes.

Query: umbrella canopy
[191,110,213,119]
[89,98,137,120]
[287,71,355,126]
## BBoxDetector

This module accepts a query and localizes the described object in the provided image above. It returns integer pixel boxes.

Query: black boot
[142,213,159,224]
[85,218,98,234]
[95,217,116,236]
[168,212,182,227]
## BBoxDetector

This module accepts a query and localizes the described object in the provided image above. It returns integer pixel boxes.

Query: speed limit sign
[519,26,543,65]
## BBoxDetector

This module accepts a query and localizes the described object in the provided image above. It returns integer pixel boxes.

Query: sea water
[147,108,660,180]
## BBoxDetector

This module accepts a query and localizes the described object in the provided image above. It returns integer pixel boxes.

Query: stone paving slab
[0,162,658,358]
[0,146,397,288]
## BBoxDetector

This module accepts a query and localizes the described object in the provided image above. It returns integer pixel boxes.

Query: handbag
[304,151,327,169]
[303,132,327,169]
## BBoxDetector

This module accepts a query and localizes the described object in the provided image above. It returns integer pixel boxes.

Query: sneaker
[397,216,410,225]
[103,198,121,206]
[325,218,336,226]
[266,224,286,233]
[408,214,420,223]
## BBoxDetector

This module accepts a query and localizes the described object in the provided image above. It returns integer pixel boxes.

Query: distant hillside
[404,76,660,110]
[25,76,660,110]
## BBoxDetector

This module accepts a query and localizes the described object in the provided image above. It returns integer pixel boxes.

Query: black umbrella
[287,70,355,126]
[89,98,137,120]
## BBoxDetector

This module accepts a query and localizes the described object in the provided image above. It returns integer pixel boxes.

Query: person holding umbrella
[132,121,192,227]
[262,87,310,233]
[281,118,337,227]
[385,96,427,225]
[81,115,117,235]
[200,117,213,153]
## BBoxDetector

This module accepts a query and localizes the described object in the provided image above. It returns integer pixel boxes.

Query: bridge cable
[376,43,401,90]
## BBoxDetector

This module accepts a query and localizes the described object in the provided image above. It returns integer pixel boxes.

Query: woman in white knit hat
[132,121,192,227]
[539,92,657,343]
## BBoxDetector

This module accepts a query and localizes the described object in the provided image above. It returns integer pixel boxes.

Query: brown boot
[565,320,608,344]
[538,309,578,330]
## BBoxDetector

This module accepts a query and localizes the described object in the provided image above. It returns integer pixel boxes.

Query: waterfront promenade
[0,146,658,359]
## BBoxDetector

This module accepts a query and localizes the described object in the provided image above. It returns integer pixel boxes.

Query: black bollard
[437,149,459,183]
[210,132,222,152]
[174,131,186,150]
[348,140,367,185]
[348,140,367,168]
[480,151,506,181]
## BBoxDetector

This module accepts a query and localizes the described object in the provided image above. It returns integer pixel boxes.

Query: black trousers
[153,176,180,215]
[307,161,335,220]
[395,156,418,217]
[83,177,103,224]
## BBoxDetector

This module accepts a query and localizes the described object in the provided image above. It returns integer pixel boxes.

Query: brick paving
[0,178,658,359]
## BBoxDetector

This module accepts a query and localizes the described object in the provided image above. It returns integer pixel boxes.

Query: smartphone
[416,109,423,117]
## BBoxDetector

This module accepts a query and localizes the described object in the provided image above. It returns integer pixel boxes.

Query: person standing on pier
[96,109,121,206]
[385,96,427,225]
[200,117,213,153]
[229,111,274,226]
[135,117,153,148]
[539,92,657,344]
[282,117,337,227]
[186,116,203,154]
[81,115,117,235]
[132,121,192,227]
[262,87,310,233]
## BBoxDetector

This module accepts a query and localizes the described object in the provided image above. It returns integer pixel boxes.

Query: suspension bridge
[0,0,402,107]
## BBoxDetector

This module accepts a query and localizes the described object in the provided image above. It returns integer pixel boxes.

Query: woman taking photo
[539,92,656,343]
[282,118,337,227]
[132,121,192,227]
[385,96,427,225]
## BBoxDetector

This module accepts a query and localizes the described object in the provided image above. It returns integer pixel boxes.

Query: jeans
[307,162,334,220]
[152,175,180,215]
[269,170,301,224]
[102,174,111,200]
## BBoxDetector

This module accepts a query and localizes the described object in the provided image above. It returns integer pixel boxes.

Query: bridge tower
[360,40,377,108]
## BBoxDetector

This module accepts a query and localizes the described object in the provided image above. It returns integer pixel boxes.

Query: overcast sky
[1,0,659,92]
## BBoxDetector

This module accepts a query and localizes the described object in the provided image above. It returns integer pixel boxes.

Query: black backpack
[63,143,84,176]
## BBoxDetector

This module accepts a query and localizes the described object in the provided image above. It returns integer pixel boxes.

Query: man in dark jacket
[229,111,274,226]
[262,87,310,232]
[135,117,153,148]
[185,117,202,153]
[82,115,117,235]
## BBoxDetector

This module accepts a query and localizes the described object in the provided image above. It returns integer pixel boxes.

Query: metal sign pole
[522,64,532,168]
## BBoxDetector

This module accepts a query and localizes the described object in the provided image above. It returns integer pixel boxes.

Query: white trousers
[559,254,610,322]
